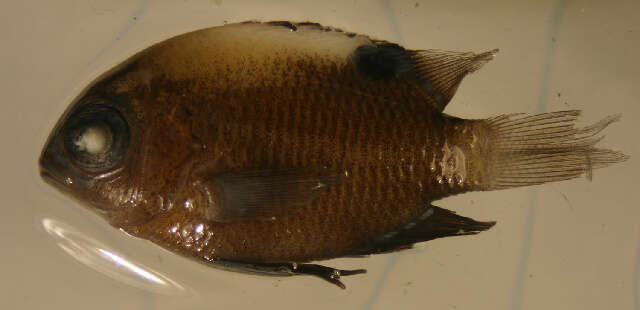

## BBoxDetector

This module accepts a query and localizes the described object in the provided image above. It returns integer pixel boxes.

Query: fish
[39,21,628,289]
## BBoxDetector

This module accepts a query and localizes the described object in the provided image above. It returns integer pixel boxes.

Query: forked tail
[481,110,628,190]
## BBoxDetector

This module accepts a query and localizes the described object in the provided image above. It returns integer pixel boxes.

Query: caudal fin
[482,110,628,190]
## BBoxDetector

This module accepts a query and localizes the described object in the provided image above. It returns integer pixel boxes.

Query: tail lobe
[482,110,628,190]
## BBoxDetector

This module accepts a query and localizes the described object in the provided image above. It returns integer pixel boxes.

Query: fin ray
[409,48,499,111]
[483,111,628,190]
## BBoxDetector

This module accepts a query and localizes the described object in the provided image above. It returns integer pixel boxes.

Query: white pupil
[75,126,108,154]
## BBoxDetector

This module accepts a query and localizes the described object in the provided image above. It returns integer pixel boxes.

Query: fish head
[39,75,154,225]
[39,49,212,227]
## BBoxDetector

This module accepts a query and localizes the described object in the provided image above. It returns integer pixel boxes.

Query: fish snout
[39,141,74,188]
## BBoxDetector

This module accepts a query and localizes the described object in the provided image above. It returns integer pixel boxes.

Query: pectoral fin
[196,169,342,222]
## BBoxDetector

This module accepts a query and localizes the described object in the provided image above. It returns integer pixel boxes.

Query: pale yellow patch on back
[116,22,373,93]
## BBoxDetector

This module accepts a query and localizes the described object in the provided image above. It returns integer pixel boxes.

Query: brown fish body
[131,78,477,263]
[40,21,627,287]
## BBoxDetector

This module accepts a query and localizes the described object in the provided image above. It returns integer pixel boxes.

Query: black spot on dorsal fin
[352,42,414,81]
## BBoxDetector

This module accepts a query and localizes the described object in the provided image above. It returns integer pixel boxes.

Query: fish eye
[62,101,130,173]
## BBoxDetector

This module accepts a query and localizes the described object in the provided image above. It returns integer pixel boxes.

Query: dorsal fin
[408,48,499,111]
[352,40,498,111]
[234,21,497,112]
[130,20,496,112]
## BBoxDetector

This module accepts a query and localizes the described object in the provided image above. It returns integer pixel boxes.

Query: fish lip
[39,151,56,183]
[39,167,52,182]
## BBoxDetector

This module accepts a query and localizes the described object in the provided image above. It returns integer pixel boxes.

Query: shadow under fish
[39,21,628,289]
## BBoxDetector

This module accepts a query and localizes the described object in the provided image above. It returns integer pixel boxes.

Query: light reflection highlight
[99,249,166,286]
[42,218,189,295]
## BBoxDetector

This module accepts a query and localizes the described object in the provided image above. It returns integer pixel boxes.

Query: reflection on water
[42,218,189,296]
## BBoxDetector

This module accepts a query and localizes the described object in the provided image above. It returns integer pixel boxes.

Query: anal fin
[353,205,495,255]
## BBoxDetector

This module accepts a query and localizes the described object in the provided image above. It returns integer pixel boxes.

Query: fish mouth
[39,167,53,183]
[39,164,69,190]
[39,143,73,190]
